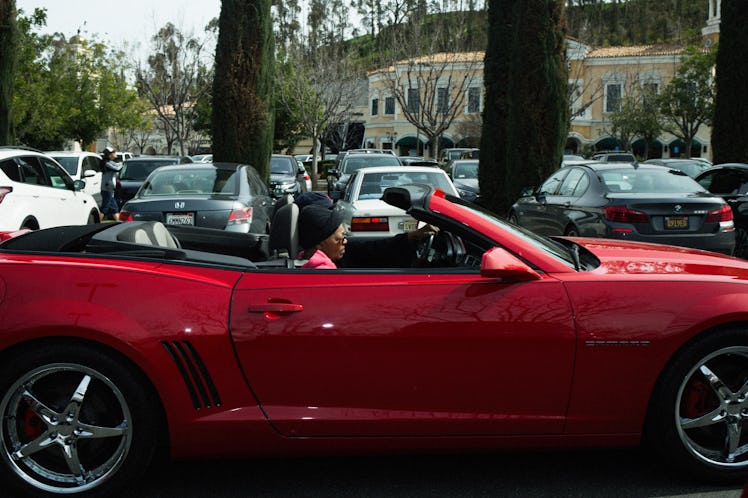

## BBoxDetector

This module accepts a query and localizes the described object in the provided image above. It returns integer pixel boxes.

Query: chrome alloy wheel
[676,346,748,469]
[0,363,132,494]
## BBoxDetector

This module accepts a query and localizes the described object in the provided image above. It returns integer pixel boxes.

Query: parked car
[114,151,133,163]
[2,182,748,496]
[0,147,99,230]
[47,150,103,203]
[644,158,714,178]
[190,154,213,163]
[269,154,305,197]
[398,156,439,167]
[336,165,458,239]
[449,159,480,202]
[327,153,402,200]
[696,163,748,258]
[508,162,735,255]
[591,150,637,163]
[438,147,476,167]
[117,156,193,205]
[119,162,273,234]
[298,161,312,192]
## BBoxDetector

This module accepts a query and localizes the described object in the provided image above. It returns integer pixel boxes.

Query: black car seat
[268,202,299,260]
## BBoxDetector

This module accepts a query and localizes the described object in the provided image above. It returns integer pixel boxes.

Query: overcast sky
[16,0,222,59]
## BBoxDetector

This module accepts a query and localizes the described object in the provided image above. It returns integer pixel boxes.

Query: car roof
[46,150,100,156]
[356,165,449,174]
[577,161,657,171]
[0,147,49,160]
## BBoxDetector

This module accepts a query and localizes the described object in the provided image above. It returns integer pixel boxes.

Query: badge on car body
[175,202,185,209]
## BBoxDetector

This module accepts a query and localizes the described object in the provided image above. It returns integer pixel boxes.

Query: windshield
[452,161,478,179]
[449,197,578,269]
[121,160,178,181]
[52,157,78,176]
[667,161,712,178]
[358,170,455,199]
[140,168,238,196]
[270,157,295,175]
[342,155,401,174]
[599,168,705,194]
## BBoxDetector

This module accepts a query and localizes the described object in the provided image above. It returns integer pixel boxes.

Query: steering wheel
[414,232,435,266]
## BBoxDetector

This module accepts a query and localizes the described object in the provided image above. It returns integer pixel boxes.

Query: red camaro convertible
[0,184,747,496]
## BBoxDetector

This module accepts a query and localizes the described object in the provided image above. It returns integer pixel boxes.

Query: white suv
[47,151,103,203]
[0,148,100,231]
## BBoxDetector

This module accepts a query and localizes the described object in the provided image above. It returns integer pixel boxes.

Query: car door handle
[247,303,304,313]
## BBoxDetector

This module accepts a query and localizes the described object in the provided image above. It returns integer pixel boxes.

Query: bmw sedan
[509,162,735,255]
[119,162,273,235]
[1,183,748,496]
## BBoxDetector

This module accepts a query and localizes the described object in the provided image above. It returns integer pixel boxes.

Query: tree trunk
[0,0,17,145]
[480,0,569,217]
[212,0,275,178]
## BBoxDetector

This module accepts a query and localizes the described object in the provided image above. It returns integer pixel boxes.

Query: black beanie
[299,205,344,249]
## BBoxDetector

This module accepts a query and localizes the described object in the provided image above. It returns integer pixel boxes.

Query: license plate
[166,213,194,225]
[399,220,418,231]
[665,215,689,229]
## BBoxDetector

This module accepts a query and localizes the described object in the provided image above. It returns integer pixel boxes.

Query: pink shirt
[301,250,337,269]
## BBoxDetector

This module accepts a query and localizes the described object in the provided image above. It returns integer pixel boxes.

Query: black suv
[696,163,748,258]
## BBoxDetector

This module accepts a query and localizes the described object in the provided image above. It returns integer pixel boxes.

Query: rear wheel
[734,228,747,259]
[0,343,160,497]
[646,328,748,482]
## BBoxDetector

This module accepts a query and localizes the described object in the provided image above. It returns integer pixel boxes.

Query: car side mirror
[297,167,306,174]
[521,186,535,197]
[328,169,339,178]
[480,247,541,281]
[73,179,86,192]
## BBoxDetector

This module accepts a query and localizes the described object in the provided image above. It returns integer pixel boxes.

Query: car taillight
[604,205,649,223]
[706,204,733,223]
[0,186,12,204]
[228,207,252,225]
[118,211,133,222]
[351,216,389,231]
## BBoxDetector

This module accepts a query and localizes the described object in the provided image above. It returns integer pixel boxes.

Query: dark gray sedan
[119,163,273,235]
[509,162,735,255]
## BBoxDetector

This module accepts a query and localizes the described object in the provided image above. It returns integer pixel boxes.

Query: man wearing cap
[298,205,347,269]
[100,146,122,221]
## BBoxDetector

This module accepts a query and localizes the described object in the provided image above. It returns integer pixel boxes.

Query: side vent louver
[162,341,222,410]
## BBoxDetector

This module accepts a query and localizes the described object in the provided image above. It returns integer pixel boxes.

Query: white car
[337,166,459,239]
[0,148,100,231]
[48,150,103,203]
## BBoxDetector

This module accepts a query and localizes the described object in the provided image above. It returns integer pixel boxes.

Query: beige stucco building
[363,0,722,161]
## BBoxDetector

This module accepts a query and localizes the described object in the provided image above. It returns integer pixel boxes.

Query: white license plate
[166,213,194,225]
[400,220,418,231]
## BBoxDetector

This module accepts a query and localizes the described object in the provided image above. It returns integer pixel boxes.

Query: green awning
[396,135,427,147]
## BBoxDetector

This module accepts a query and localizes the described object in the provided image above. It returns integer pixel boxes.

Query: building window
[467,87,481,114]
[642,82,658,107]
[436,87,449,114]
[605,83,622,113]
[385,96,395,115]
[371,98,379,116]
[407,88,419,113]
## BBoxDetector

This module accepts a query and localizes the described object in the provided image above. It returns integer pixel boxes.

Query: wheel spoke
[61,443,86,484]
[699,364,734,401]
[681,407,726,429]
[12,432,56,460]
[725,421,744,463]
[76,420,128,439]
[20,389,61,425]
[63,374,92,421]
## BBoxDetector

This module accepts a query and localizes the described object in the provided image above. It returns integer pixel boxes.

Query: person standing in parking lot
[100,146,122,221]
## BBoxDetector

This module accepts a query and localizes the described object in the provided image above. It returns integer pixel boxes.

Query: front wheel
[0,343,160,497]
[645,328,748,482]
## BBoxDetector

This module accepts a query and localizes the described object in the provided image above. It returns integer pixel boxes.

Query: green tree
[212,0,275,178]
[712,0,748,163]
[608,76,663,158]
[0,0,17,145]
[658,46,715,158]
[480,0,568,217]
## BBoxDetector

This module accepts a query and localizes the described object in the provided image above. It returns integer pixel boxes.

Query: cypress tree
[711,0,748,164]
[212,0,275,178]
[0,0,17,145]
[479,0,569,217]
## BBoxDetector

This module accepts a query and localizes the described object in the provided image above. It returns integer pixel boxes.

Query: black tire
[645,328,748,482]
[734,228,747,259]
[87,210,99,225]
[0,342,160,497]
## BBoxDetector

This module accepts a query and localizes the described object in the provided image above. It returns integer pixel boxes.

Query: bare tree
[276,45,362,188]
[136,22,214,156]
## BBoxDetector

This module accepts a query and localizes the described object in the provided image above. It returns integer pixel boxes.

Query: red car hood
[570,237,748,278]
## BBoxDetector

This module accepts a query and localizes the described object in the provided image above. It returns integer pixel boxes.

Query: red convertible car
[0,184,747,496]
